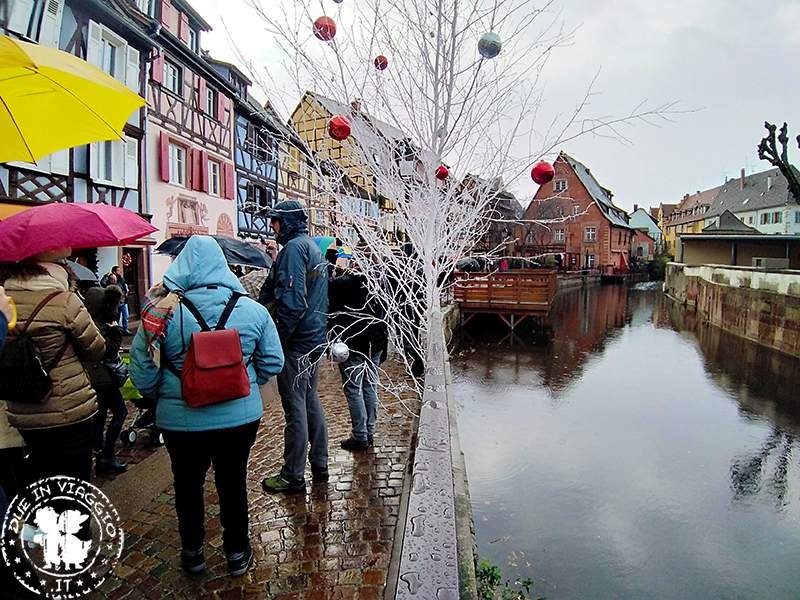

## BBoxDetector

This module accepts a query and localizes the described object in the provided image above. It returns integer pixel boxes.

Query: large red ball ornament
[531,160,555,185]
[435,165,449,180]
[328,115,351,141]
[313,16,337,41]
[374,55,389,70]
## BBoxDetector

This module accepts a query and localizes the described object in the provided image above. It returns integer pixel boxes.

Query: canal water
[452,284,800,599]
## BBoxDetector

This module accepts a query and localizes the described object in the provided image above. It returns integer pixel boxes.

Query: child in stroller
[121,395,164,446]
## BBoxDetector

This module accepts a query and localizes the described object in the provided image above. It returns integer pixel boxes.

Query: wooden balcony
[454,269,558,329]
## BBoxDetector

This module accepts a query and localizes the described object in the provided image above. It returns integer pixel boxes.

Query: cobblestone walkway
[98,361,419,599]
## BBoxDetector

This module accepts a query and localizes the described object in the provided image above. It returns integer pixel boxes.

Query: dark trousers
[163,420,260,555]
[92,385,128,458]
[20,419,93,484]
[0,447,25,503]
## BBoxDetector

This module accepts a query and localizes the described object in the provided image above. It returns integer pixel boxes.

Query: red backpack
[165,293,251,408]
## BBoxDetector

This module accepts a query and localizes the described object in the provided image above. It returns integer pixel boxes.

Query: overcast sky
[191,0,800,212]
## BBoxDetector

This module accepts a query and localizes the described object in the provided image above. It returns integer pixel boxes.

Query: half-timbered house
[1,0,156,312]
[128,0,238,280]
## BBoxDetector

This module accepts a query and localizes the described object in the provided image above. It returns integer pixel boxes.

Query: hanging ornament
[478,32,502,59]
[374,55,389,71]
[531,160,555,185]
[333,0,344,3]
[328,115,351,141]
[330,340,350,363]
[313,16,337,41]
[435,165,449,180]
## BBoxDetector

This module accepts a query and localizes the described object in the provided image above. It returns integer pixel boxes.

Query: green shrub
[475,559,542,600]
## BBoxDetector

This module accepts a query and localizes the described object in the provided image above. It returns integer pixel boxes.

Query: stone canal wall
[393,308,478,599]
[665,263,800,357]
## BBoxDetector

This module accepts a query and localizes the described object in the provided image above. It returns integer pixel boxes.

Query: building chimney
[767,175,773,191]
[350,98,362,113]
[740,168,745,190]
[633,203,638,213]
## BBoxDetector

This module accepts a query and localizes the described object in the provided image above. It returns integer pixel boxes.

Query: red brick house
[518,152,635,273]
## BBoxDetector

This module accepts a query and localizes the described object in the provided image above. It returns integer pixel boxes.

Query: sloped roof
[706,167,797,217]
[702,210,758,233]
[631,208,659,228]
[667,186,721,226]
[649,207,660,220]
[660,203,678,220]
[560,152,632,229]
[309,92,406,143]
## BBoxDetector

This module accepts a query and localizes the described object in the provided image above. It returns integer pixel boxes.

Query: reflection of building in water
[654,294,800,508]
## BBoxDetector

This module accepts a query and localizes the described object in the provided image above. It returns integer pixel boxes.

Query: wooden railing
[453,269,557,313]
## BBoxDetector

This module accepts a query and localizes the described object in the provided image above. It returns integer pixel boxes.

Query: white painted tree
[235,0,677,394]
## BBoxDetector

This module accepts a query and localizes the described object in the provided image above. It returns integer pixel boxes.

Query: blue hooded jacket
[264,200,328,354]
[130,236,284,432]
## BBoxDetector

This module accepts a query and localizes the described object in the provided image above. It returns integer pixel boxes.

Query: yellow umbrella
[0,34,145,164]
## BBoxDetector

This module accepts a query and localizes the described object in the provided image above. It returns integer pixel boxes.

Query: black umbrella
[65,260,98,282]
[155,235,272,269]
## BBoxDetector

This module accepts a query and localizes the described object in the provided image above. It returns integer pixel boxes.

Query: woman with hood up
[130,236,284,578]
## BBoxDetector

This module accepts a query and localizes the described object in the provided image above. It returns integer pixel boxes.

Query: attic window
[742,198,749,204]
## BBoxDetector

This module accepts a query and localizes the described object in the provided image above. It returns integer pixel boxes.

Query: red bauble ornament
[531,160,555,185]
[374,55,389,70]
[328,115,351,141]
[435,165,449,180]
[313,16,337,41]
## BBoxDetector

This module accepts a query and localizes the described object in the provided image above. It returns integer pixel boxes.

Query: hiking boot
[96,456,128,474]
[311,467,329,483]
[262,474,306,494]
[180,548,206,574]
[340,437,369,451]
[227,543,254,577]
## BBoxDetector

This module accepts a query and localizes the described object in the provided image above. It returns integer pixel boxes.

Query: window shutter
[200,151,209,193]
[189,148,202,191]
[159,132,170,182]
[124,137,138,189]
[50,149,69,175]
[89,143,100,180]
[160,0,171,26]
[112,140,125,186]
[86,20,103,69]
[126,46,140,93]
[8,0,35,36]
[217,94,226,124]
[224,163,235,200]
[38,0,64,48]
[178,13,189,42]
[197,78,206,113]
[150,53,164,84]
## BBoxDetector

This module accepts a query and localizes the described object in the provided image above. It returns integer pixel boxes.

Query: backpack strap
[17,290,64,335]
[179,297,211,331]
[215,293,244,331]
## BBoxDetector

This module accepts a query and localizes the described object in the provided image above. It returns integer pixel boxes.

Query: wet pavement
[97,360,419,599]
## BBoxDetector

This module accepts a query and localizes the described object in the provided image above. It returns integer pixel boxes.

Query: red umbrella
[0,202,157,262]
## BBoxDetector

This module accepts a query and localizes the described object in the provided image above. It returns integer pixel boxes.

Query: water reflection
[454,285,800,599]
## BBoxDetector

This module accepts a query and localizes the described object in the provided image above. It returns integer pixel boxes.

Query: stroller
[121,395,164,447]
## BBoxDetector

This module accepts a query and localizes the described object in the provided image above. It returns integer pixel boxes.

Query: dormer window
[188,28,198,53]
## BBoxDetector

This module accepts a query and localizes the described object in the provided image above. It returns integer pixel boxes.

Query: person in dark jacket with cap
[328,268,388,450]
[260,200,330,493]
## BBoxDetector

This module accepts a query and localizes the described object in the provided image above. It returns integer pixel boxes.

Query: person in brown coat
[1,253,105,483]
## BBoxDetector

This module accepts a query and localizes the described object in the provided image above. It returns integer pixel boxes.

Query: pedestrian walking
[102,266,131,335]
[329,268,389,450]
[130,236,284,577]
[0,252,106,483]
[259,200,330,494]
[84,285,129,474]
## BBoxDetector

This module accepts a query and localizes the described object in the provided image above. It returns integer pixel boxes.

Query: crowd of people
[0,199,398,581]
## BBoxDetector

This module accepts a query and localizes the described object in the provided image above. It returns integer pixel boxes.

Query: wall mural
[216,214,234,237]
[165,194,209,238]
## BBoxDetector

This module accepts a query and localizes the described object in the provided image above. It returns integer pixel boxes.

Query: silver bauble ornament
[478,32,502,59]
[330,341,350,363]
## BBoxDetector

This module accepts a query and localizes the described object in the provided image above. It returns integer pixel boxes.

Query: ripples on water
[453,285,800,600]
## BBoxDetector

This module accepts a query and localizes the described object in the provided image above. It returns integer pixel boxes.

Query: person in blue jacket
[259,200,330,494]
[130,236,284,578]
